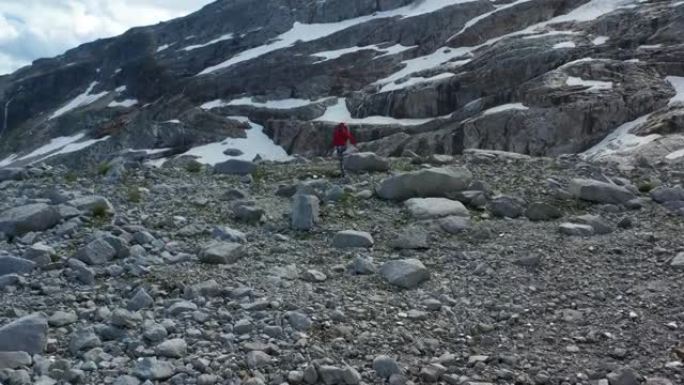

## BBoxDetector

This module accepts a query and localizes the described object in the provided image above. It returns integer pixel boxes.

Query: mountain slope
[1,0,683,168]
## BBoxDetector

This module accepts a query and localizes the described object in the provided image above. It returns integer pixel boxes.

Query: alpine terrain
[0,1,683,385]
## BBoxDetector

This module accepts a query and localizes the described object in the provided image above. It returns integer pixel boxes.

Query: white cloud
[0,0,214,75]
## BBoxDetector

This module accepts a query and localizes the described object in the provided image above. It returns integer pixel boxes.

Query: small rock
[373,355,401,378]
[332,230,374,248]
[199,242,245,264]
[379,259,430,289]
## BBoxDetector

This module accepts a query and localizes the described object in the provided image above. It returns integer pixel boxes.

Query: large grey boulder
[332,230,374,248]
[75,238,117,265]
[379,259,430,289]
[134,357,175,380]
[0,204,61,237]
[650,186,684,203]
[22,243,55,267]
[67,195,115,216]
[488,195,525,218]
[569,179,636,204]
[0,313,48,354]
[0,351,32,369]
[376,167,473,200]
[199,242,245,264]
[291,194,320,230]
[0,256,35,277]
[214,159,256,175]
[405,198,468,219]
[343,152,390,173]
[525,202,562,221]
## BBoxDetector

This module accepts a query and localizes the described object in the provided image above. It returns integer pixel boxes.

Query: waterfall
[0,98,11,141]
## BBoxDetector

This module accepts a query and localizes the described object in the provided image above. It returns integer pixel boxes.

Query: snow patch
[0,154,17,168]
[180,118,290,165]
[638,44,663,49]
[227,97,318,109]
[592,36,609,45]
[163,119,181,124]
[553,41,576,49]
[666,76,684,106]
[115,85,127,93]
[447,0,534,42]
[311,44,415,62]
[50,82,109,120]
[583,114,660,160]
[17,133,110,163]
[315,98,441,126]
[380,72,455,92]
[198,0,474,75]
[566,76,613,92]
[182,33,234,51]
[108,99,138,108]
[156,44,171,52]
[482,103,529,116]
[200,100,228,110]
[666,148,684,160]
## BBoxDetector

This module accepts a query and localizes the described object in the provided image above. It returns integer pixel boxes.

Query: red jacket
[332,123,356,147]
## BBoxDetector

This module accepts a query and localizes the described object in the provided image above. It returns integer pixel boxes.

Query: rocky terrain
[0,150,683,385]
[0,0,684,168]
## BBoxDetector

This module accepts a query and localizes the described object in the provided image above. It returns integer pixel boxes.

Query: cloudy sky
[0,0,214,75]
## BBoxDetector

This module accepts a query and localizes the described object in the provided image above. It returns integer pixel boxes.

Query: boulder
[332,230,374,248]
[405,198,468,219]
[75,238,117,265]
[212,226,247,243]
[21,243,55,267]
[487,195,525,218]
[0,256,35,277]
[650,186,684,203]
[373,355,401,378]
[134,357,175,380]
[0,313,48,354]
[291,194,320,230]
[0,204,61,237]
[214,159,256,175]
[570,214,614,234]
[379,259,430,289]
[389,227,429,249]
[569,179,636,204]
[67,195,115,216]
[376,167,472,200]
[437,216,471,234]
[559,223,595,236]
[343,152,390,173]
[525,202,562,221]
[199,242,245,264]
[0,351,31,369]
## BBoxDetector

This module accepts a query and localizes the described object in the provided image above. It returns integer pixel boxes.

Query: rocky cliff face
[1,0,684,168]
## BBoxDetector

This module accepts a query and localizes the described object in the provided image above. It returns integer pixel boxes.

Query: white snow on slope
[447,0,533,42]
[115,85,127,93]
[200,100,229,110]
[181,117,290,165]
[0,154,17,168]
[311,43,415,62]
[17,132,110,163]
[638,44,663,50]
[156,44,171,53]
[553,41,576,49]
[482,103,529,116]
[315,98,441,126]
[380,72,455,92]
[201,97,323,110]
[566,76,613,92]
[50,82,109,120]
[108,99,138,108]
[183,33,235,51]
[376,0,632,91]
[582,114,660,160]
[592,36,609,45]
[666,148,684,160]
[312,45,379,62]
[666,76,684,106]
[197,0,474,75]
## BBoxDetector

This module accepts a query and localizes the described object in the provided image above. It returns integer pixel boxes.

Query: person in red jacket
[331,122,356,176]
